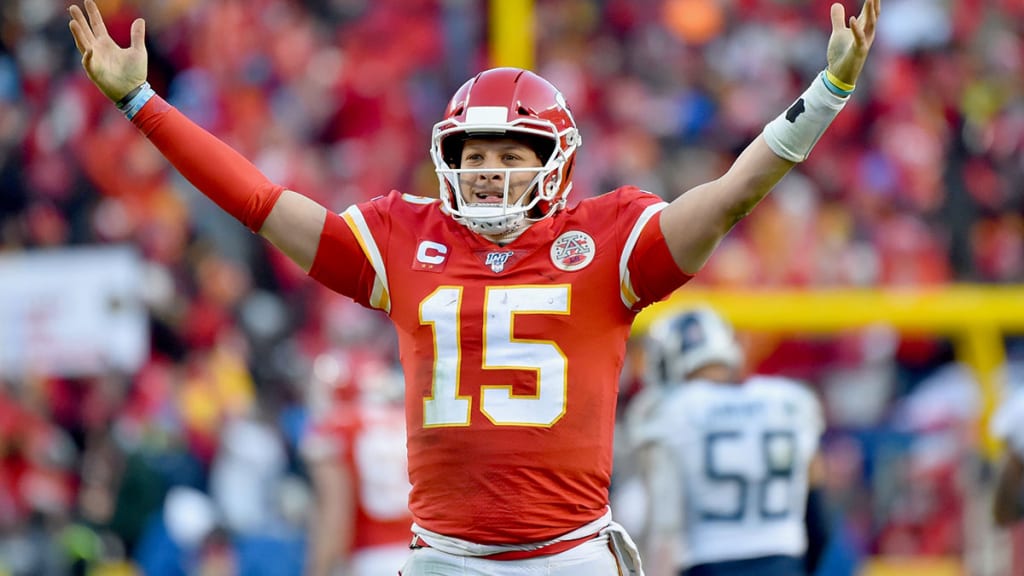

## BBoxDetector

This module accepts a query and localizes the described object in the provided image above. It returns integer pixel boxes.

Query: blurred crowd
[0,0,1022,574]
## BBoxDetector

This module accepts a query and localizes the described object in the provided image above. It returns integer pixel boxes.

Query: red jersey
[309,186,690,543]
[305,401,413,550]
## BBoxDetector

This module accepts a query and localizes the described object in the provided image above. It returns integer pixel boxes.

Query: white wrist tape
[762,73,849,163]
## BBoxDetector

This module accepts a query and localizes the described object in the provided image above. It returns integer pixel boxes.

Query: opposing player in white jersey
[991,376,1024,527]
[635,307,830,576]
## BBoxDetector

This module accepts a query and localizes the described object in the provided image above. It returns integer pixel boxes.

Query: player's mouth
[469,189,505,204]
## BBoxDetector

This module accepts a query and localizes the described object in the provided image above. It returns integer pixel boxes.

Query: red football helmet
[430,68,581,236]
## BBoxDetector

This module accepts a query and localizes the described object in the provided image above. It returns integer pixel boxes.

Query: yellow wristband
[825,69,856,92]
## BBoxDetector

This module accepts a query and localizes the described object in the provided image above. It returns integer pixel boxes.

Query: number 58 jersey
[641,375,824,568]
[308,187,690,544]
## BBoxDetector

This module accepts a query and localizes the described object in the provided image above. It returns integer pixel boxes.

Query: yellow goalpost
[489,0,534,70]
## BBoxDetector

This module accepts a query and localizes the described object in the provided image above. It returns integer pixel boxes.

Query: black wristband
[115,83,147,110]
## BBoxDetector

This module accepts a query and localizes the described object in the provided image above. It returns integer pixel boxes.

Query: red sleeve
[627,209,693,308]
[308,211,377,307]
[131,96,284,232]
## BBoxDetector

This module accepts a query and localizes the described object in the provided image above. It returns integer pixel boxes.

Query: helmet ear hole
[562,159,575,186]
[441,136,463,167]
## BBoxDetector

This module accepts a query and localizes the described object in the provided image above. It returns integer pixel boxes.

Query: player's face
[458,138,543,207]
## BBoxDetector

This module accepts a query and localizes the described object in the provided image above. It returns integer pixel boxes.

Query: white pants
[351,544,413,576]
[399,535,620,576]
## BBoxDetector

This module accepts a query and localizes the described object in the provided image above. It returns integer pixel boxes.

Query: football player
[68,0,878,572]
[635,308,830,576]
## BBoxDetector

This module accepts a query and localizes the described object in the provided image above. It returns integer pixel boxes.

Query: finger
[857,0,870,21]
[830,3,847,32]
[130,18,146,51]
[863,0,878,35]
[862,0,879,27]
[69,5,96,47]
[69,20,89,54]
[84,0,109,39]
[857,0,870,25]
[851,0,876,41]
[849,16,866,45]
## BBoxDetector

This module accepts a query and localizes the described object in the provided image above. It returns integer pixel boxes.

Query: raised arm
[659,0,880,274]
[69,0,326,271]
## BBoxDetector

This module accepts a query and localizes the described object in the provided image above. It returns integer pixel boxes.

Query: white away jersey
[992,387,1024,457]
[640,375,824,569]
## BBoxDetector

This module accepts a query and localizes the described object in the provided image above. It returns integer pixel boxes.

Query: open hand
[69,0,148,102]
[826,0,880,87]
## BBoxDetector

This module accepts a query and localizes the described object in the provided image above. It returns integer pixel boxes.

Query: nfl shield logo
[484,251,514,273]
